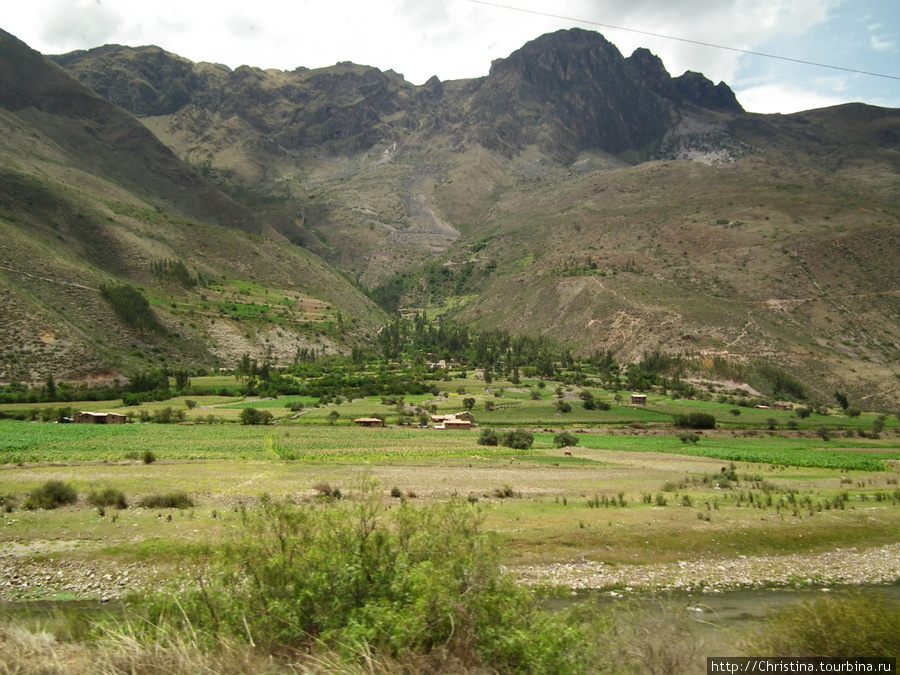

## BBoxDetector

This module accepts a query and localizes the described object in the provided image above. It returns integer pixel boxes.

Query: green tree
[462,397,476,411]
[327,410,341,425]
[240,408,273,425]
[174,369,191,392]
[478,429,499,446]
[501,429,534,450]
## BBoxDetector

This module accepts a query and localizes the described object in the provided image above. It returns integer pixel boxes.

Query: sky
[3,0,899,114]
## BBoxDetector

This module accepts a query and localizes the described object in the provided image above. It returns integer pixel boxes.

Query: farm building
[629,394,647,405]
[431,411,474,424]
[74,411,128,424]
[354,417,385,427]
[441,418,473,430]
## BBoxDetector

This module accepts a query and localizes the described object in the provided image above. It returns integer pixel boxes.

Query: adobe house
[74,411,128,424]
[441,418,473,430]
[354,417,385,427]
[431,412,475,428]
[629,394,647,405]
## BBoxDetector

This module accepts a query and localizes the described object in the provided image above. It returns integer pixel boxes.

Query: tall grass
[743,590,900,657]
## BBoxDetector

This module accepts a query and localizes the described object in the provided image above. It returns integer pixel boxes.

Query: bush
[500,428,534,450]
[554,432,578,448]
[137,483,602,671]
[744,590,900,657]
[88,487,128,509]
[477,428,499,446]
[673,412,716,429]
[240,407,273,425]
[24,480,78,510]
[138,492,195,509]
[122,392,141,406]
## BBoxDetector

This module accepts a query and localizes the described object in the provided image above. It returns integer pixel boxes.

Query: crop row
[557,433,898,472]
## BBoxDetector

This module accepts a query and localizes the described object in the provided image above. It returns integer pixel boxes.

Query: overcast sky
[4,0,899,114]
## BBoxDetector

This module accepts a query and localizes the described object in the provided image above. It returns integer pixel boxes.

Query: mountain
[0,29,383,384]
[4,27,900,407]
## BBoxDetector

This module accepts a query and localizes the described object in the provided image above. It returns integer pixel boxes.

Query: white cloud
[39,0,123,51]
[870,35,897,53]
[2,0,893,113]
[736,83,845,114]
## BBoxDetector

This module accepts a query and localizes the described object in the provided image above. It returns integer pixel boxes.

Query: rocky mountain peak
[467,28,674,160]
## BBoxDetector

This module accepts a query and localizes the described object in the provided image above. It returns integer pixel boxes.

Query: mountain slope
[15,28,900,406]
[0,30,383,383]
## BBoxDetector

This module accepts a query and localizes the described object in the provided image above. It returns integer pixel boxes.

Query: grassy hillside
[0,31,385,383]
[9,31,900,408]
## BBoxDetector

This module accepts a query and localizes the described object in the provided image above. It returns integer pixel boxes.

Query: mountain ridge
[2,27,899,407]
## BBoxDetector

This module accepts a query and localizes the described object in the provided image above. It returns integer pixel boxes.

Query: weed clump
[88,487,128,509]
[23,480,77,510]
[138,492,194,509]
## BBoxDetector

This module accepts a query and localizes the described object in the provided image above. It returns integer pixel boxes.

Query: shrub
[493,485,518,499]
[136,484,602,671]
[88,487,128,509]
[24,480,78,510]
[677,432,699,445]
[138,492,194,509]
[142,450,156,464]
[554,432,578,448]
[673,412,716,429]
[500,428,534,450]
[478,428,499,446]
[152,406,184,424]
[122,392,141,406]
[240,407,273,425]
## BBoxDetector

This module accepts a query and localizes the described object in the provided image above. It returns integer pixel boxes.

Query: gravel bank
[511,543,900,592]
[1,544,898,602]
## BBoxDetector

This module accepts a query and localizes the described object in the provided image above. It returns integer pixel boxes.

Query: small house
[629,394,647,405]
[441,418,473,430]
[354,417,385,428]
[74,411,127,424]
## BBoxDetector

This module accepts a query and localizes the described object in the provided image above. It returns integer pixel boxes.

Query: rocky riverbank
[511,543,900,592]
[2,543,898,602]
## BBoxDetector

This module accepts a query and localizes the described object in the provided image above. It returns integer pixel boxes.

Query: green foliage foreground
[134,482,601,673]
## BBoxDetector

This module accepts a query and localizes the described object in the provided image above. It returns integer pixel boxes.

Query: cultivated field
[1,383,899,673]
[1,389,898,589]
